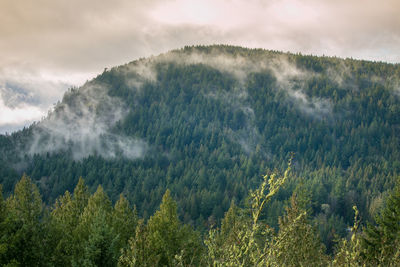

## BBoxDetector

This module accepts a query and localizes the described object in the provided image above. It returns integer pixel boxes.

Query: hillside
[1,45,400,245]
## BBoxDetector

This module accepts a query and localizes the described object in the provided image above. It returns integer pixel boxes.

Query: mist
[20,46,397,159]
[157,47,334,120]
[27,82,147,160]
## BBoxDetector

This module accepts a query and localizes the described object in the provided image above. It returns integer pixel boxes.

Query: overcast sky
[1,0,400,133]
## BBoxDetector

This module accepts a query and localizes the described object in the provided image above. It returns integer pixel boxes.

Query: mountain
[1,45,399,240]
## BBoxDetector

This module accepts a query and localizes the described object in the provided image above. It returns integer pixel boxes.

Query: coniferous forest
[0,45,400,266]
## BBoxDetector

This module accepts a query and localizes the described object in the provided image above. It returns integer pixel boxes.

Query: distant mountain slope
[1,45,399,243]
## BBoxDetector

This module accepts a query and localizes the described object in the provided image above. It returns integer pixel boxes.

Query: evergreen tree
[73,185,116,266]
[363,177,400,266]
[119,190,203,267]
[0,175,47,266]
[112,194,137,252]
[0,185,8,263]
[50,177,90,266]
[80,209,118,267]
[269,194,329,266]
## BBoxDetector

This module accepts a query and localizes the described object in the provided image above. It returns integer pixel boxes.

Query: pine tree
[50,190,75,266]
[0,175,47,266]
[81,209,119,267]
[112,194,137,251]
[119,190,203,267]
[73,185,116,266]
[146,189,188,266]
[363,177,400,266]
[269,194,329,267]
[50,177,90,266]
[0,185,8,263]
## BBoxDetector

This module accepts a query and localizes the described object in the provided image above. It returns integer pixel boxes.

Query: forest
[0,45,399,265]
[0,167,399,266]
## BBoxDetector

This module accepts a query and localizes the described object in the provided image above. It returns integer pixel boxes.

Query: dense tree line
[0,45,399,250]
[0,167,399,266]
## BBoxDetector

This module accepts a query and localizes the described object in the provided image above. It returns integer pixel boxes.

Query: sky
[1,0,400,133]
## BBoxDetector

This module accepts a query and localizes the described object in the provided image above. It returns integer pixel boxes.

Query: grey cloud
[0,70,70,108]
[1,0,399,75]
[289,90,333,118]
[385,75,400,97]
[0,123,31,135]
[0,67,74,133]
[28,82,147,160]
[121,59,158,90]
[1,0,399,132]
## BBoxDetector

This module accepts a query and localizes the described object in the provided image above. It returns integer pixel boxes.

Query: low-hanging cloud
[0,66,89,133]
[121,59,158,90]
[152,47,334,154]
[205,84,262,154]
[27,82,147,160]
[0,97,43,133]
[158,48,334,119]
[9,44,395,159]
[268,56,333,119]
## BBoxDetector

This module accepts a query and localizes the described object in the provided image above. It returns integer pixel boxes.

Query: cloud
[0,0,399,131]
[1,0,399,74]
[149,0,400,62]
[0,67,77,133]
[27,82,147,160]
[266,56,333,119]
[0,97,43,127]
[288,90,333,118]
[158,47,333,119]
[153,47,333,155]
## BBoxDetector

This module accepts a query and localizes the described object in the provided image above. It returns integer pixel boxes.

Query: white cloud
[0,66,91,133]
[28,82,147,160]
[0,97,44,125]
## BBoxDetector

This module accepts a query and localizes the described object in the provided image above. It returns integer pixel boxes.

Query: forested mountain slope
[1,45,399,246]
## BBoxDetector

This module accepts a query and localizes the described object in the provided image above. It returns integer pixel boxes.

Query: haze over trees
[0,45,399,265]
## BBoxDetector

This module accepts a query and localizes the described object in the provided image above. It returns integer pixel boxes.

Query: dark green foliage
[0,45,399,252]
[112,194,138,251]
[1,170,400,265]
[79,209,119,267]
[119,190,203,266]
[363,177,400,265]
[0,175,48,266]
[48,179,137,266]
[49,177,90,266]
